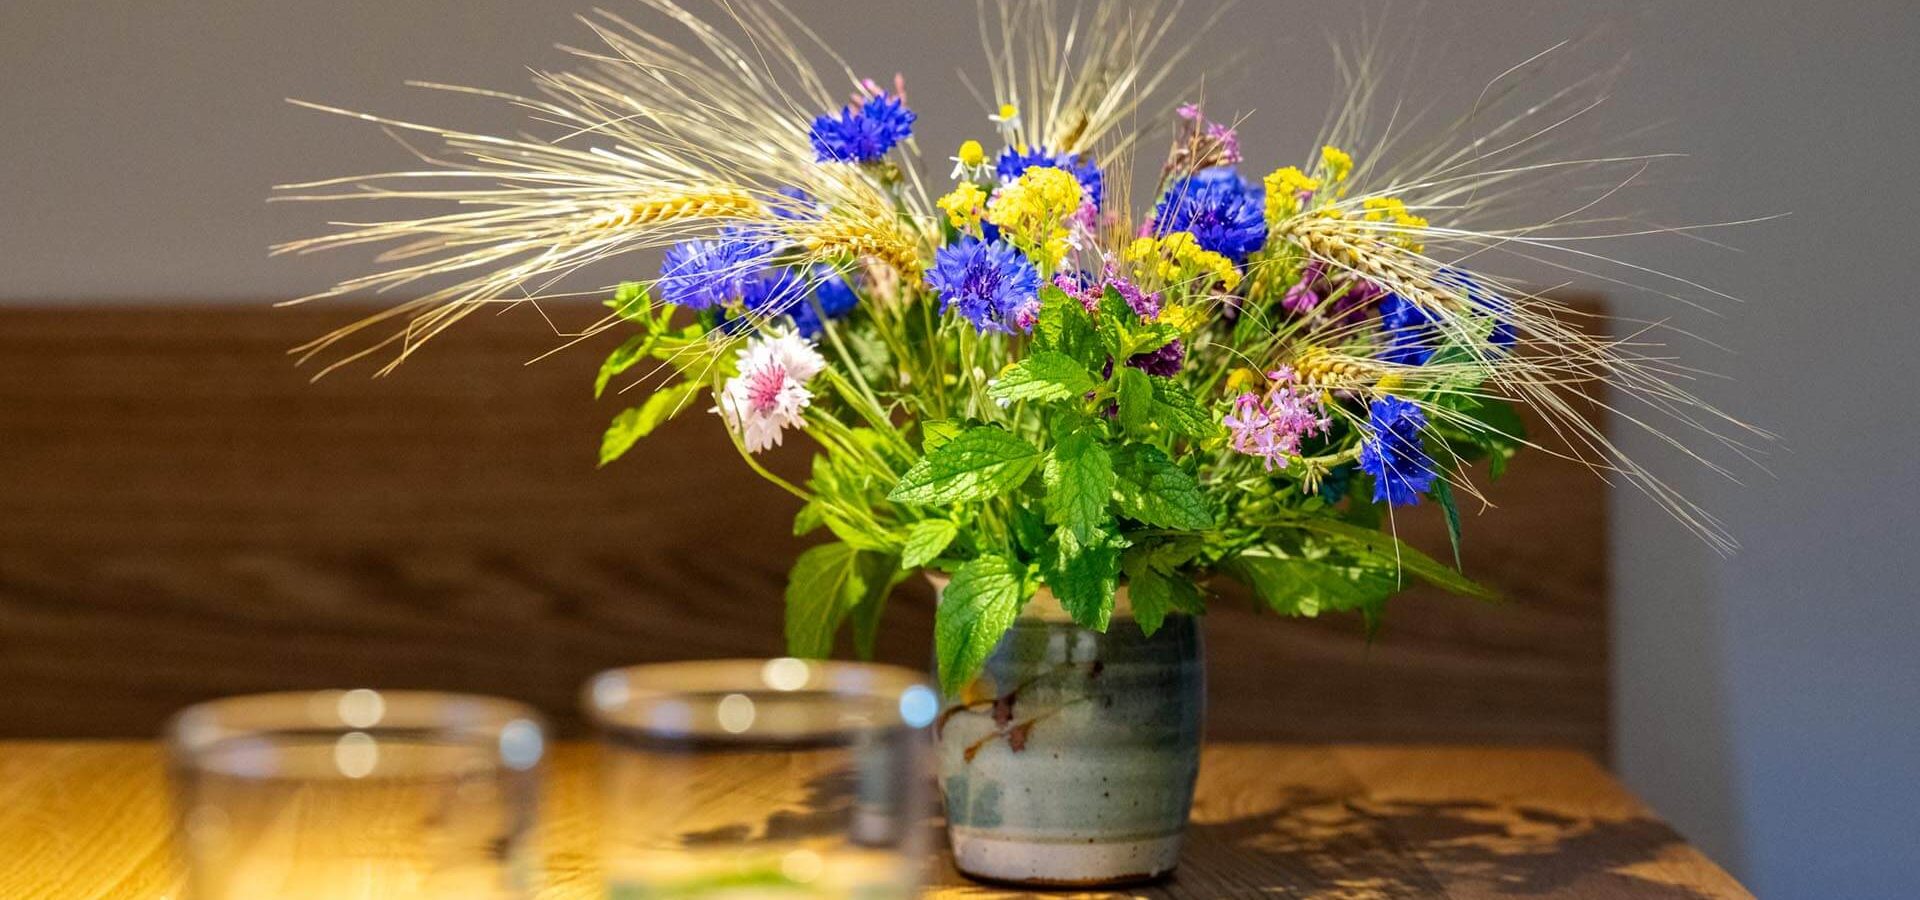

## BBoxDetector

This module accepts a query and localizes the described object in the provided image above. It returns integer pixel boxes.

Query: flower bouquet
[278,0,1758,885]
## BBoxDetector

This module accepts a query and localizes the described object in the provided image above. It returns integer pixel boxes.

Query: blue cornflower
[996,145,1105,208]
[925,238,1040,334]
[772,186,816,220]
[1436,267,1516,352]
[809,93,916,163]
[1377,292,1440,366]
[1357,395,1437,507]
[738,266,860,338]
[658,229,771,310]
[1155,167,1267,263]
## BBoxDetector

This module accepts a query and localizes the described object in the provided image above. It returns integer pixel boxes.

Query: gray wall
[3,2,1916,895]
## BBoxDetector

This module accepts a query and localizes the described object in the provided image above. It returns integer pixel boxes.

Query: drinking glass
[585,659,937,899]
[166,690,546,900]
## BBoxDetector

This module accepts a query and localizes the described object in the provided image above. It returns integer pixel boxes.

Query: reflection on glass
[586,659,934,899]
[166,690,544,900]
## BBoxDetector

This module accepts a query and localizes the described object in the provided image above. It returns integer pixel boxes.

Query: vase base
[950,830,1181,887]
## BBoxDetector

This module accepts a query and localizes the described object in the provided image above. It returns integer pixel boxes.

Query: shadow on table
[1164,787,1717,899]
[934,787,1716,899]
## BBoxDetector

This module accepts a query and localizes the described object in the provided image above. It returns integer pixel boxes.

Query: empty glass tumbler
[585,659,937,899]
[166,690,546,900]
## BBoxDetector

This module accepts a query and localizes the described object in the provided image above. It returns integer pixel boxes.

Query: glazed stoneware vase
[933,583,1205,887]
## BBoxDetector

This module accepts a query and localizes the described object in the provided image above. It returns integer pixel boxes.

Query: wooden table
[0,741,1749,899]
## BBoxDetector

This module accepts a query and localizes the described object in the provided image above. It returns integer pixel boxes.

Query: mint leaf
[1044,526,1123,632]
[888,426,1041,505]
[1149,377,1219,440]
[899,519,960,569]
[784,543,867,658]
[1111,444,1215,530]
[600,380,703,466]
[1125,564,1175,637]
[935,556,1030,695]
[1116,367,1152,433]
[921,419,965,453]
[793,500,827,536]
[595,334,656,398]
[1035,285,1099,364]
[989,351,1098,404]
[1043,428,1115,543]
[1121,541,1204,637]
[1220,548,1397,618]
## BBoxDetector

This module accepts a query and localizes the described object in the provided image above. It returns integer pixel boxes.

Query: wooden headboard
[0,304,1608,756]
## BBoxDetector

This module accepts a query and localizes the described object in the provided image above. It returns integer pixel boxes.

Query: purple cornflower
[926,238,1040,334]
[658,229,771,310]
[809,92,915,163]
[1377,293,1440,366]
[1357,395,1436,506]
[1222,368,1329,471]
[1155,167,1268,263]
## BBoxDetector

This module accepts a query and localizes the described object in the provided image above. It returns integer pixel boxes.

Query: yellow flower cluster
[937,182,989,232]
[986,166,1083,269]
[1361,196,1429,254]
[1263,165,1321,224]
[1126,231,1243,292]
[1157,302,1209,334]
[1320,145,1354,183]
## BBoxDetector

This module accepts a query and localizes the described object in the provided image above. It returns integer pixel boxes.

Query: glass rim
[166,689,547,770]
[583,658,938,740]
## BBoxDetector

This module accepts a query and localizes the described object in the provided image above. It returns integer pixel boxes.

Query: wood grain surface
[0,304,1607,752]
[0,741,1748,899]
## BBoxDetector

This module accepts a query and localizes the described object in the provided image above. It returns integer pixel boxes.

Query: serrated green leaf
[1116,367,1152,433]
[888,427,1041,505]
[1123,563,1174,637]
[1044,526,1123,632]
[921,419,965,453]
[1220,548,1397,618]
[989,352,1098,404]
[1043,429,1115,543]
[1111,444,1215,530]
[1149,377,1220,439]
[899,519,960,569]
[935,556,1030,695]
[1035,285,1100,364]
[595,334,656,398]
[793,500,827,536]
[784,543,867,658]
[599,380,704,466]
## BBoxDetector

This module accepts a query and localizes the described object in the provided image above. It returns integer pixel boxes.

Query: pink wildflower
[1221,368,1330,471]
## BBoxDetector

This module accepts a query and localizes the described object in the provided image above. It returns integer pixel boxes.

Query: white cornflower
[714,330,827,454]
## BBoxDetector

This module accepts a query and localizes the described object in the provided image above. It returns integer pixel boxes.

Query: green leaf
[1440,395,1526,480]
[605,282,651,323]
[1121,540,1204,637]
[1044,526,1124,632]
[1115,367,1152,433]
[1293,517,1497,601]
[899,519,960,569]
[1220,549,1397,618]
[888,426,1041,505]
[1111,444,1215,530]
[988,351,1098,404]
[595,334,656,398]
[1433,477,1464,570]
[599,380,703,466]
[848,553,901,660]
[793,500,827,537]
[1035,285,1100,364]
[784,543,867,659]
[1149,377,1220,440]
[935,556,1030,695]
[921,419,966,453]
[1043,428,1115,543]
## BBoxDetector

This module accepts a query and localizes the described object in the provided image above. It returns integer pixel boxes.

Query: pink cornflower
[715,331,827,453]
[1221,368,1330,471]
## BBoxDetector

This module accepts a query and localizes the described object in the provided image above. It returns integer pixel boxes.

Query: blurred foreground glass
[166,690,545,900]
[586,659,936,899]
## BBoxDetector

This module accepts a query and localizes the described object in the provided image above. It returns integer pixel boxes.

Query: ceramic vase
[933,584,1204,887]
